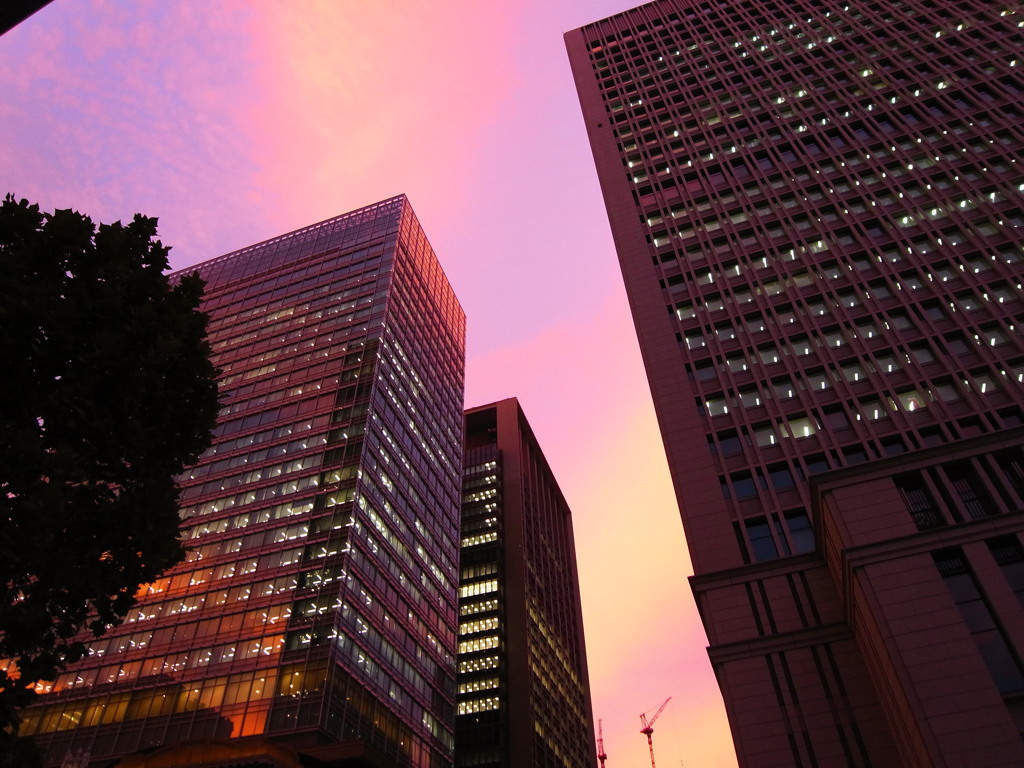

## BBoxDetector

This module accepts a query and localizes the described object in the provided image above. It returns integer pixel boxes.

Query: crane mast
[639,696,672,768]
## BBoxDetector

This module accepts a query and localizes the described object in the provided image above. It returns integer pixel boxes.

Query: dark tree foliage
[0,196,219,752]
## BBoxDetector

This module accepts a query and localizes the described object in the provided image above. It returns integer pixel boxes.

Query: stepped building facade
[567,1,1024,765]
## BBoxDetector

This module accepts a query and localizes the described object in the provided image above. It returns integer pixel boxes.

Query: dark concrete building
[20,196,466,768]
[566,1,1024,765]
[457,399,596,768]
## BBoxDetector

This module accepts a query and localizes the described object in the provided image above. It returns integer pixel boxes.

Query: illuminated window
[461,531,498,548]
[841,361,868,382]
[823,330,845,348]
[860,399,888,421]
[773,378,796,399]
[783,416,817,438]
[876,353,900,373]
[791,336,814,356]
[754,424,778,447]
[981,327,1009,347]
[715,324,737,342]
[458,617,500,636]
[676,302,696,321]
[458,696,500,715]
[459,580,498,598]
[459,655,500,674]
[458,677,499,695]
[726,354,749,372]
[970,372,999,394]
[460,599,499,617]
[458,635,500,654]
[896,389,927,411]
[705,397,729,417]
[806,371,830,391]
[806,299,829,316]
[738,388,763,408]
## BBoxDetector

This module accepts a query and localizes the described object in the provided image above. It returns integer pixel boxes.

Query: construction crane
[596,718,607,768]
[639,696,672,768]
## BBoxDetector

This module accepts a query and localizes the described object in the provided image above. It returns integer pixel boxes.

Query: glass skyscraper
[20,195,465,768]
[567,1,1024,765]
[457,399,595,768]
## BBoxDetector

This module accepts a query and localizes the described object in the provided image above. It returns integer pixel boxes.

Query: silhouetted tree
[0,196,219,759]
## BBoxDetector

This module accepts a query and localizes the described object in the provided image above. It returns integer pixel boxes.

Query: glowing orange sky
[0,3,739,766]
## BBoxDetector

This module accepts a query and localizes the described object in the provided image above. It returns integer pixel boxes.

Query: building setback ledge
[706,622,854,665]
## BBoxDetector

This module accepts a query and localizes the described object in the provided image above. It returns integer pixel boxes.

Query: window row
[736,509,815,562]
[22,665,306,736]
[703,361,1016,418]
[201,415,327,461]
[460,580,499,599]
[897,450,1024,530]
[457,697,500,715]
[458,655,500,675]
[934,547,1024,694]
[203,246,385,330]
[460,599,499,618]
[458,618,501,638]
[460,531,498,549]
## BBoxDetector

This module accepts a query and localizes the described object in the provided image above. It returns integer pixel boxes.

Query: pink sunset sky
[0,3,739,767]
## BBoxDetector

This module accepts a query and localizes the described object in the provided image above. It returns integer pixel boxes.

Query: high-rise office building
[567,1,1024,765]
[457,399,596,768]
[19,195,466,768]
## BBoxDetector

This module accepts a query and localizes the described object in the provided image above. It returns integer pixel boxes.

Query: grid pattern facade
[20,196,466,768]
[567,1,1024,765]
[456,400,595,768]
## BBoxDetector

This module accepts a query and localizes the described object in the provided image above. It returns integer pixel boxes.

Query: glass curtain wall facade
[20,195,466,768]
[567,1,1024,766]
[457,399,596,768]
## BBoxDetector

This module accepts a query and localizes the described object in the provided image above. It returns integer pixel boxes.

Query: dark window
[732,472,758,499]
[988,537,1024,607]
[995,450,1024,497]
[769,464,795,491]
[695,360,717,381]
[746,517,778,561]
[934,549,1024,694]
[999,408,1024,428]
[718,431,743,457]
[958,416,985,438]
[909,343,936,365]
[945,333,974,357]
[881,436,906,456]
[785,510,815,554]
[842,445,869,465]
[805,454,830,475]
[945,462,998,520]
[823,407,850,431]
[896,473,944,530]
[925,303,946,323]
